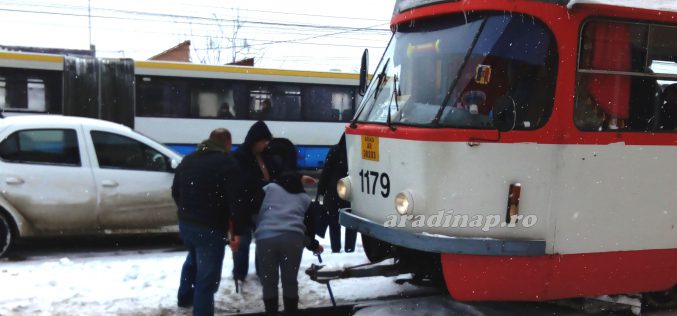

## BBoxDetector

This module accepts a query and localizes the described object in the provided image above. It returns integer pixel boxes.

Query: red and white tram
[339,0,677,303]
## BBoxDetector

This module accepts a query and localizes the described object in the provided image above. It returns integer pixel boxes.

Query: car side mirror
[492,95,517,132]
[358,49,369,96]
[170,159,179,171]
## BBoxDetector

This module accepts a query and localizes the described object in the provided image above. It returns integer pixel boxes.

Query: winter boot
[283,297,299,316]
[264,298,278,316]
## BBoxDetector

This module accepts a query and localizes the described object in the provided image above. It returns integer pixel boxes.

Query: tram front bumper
[339,210,545,256]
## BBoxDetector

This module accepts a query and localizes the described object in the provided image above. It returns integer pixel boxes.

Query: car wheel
[0,211,15,258]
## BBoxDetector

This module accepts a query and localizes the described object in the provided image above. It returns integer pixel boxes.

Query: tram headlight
[337,177,352,201]
[395,191,414,215]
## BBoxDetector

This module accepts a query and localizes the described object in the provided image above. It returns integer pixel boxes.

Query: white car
[0,115,182,257]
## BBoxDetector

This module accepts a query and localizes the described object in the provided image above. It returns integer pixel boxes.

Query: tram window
[191,81,239,119]
[0,70,58,113]
[0,80,5,109]
[190,80,242,119]
[271,85,301,121]
[195,91,220,117]
[357,13,557,130]
[250,87,272,120]
[136,75,355,122]
[302,86,355,122]
[0,77,48,112]
[576,21,677,132]
[136,76,190,118]
[136,76,247,119]
[27,79,47,111]
[249,85,302,121]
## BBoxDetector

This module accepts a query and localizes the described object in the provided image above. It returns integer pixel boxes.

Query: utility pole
[88,0,93,54]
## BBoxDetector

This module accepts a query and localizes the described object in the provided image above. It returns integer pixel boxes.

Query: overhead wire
[0,16,386,45]
[0,6,390,33]
[0,0,390,23]
[0,0,392,69]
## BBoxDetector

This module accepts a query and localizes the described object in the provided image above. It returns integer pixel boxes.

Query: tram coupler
[305,260,409,284]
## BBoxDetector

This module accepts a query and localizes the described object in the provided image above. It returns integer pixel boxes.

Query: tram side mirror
[358,49,369,96]
[492,95,517,132]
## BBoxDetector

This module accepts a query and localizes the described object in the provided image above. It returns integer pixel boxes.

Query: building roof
[148,40,191,62]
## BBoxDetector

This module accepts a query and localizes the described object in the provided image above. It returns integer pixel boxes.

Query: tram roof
[567,0,677,13]
[394,0,677,14]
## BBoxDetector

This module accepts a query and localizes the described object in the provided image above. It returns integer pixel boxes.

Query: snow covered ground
[0,232,434,315]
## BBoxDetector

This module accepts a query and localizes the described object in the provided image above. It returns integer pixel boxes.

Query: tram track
[223,294,677,316]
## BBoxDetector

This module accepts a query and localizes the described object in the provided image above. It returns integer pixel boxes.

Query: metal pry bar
[305,260,407,284]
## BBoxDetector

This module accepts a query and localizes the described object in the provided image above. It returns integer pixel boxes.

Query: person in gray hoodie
[254,170,324,316]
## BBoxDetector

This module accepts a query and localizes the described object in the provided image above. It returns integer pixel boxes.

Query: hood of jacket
[242,120,272,148]
[196,138,228,153]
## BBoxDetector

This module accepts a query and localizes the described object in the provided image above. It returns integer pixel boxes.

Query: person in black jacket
[231,120,276,283]
[316,133,357,252]
[172,128,242,316]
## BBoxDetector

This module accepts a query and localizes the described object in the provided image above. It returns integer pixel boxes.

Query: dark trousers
[256,232,305,301]
[327,219,358,253]
[232,228,252,281]
[177,222,227,316]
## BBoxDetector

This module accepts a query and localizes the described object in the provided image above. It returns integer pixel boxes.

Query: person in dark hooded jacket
[316,133,357,252]
[231,120,278,283]
[172,128,243,316]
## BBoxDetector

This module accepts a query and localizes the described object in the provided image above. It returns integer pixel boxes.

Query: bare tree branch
[190,8,251,65]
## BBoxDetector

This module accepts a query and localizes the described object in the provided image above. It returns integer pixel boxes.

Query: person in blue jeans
[172,128,243,316]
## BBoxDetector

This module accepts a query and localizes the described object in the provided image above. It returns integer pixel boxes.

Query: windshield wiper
[372,58,391,101]
[386,73,399,131]
[350,58,391,128]
[432,17,489,126]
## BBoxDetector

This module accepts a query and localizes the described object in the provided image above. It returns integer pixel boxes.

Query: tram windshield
[357,12,558,130]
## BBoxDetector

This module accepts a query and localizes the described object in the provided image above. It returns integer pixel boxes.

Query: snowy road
[1,235,674,316]
[0,233,438,315]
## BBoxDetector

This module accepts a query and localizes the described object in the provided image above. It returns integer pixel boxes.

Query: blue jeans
[177,222,227,316]
[232,228,252,281]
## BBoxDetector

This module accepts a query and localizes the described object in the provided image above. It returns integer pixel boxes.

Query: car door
[0,126,98,234]
[84,127,177,230]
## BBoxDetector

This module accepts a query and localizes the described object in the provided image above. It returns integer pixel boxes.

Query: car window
[91,131,168,172]
[0,129,80,166]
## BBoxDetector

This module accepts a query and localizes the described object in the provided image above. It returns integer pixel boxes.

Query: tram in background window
[338,0,677,305]
[0,51,359,169]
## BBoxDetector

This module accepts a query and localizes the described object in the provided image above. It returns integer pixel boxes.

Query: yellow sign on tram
[361,135,379,161]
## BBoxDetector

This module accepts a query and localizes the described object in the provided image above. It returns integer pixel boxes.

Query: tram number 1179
[358,169,390,198]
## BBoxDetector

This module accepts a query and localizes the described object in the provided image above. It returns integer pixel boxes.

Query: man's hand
[229,235,241,252]
[313,244,324,255]
[302,175,318,186]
